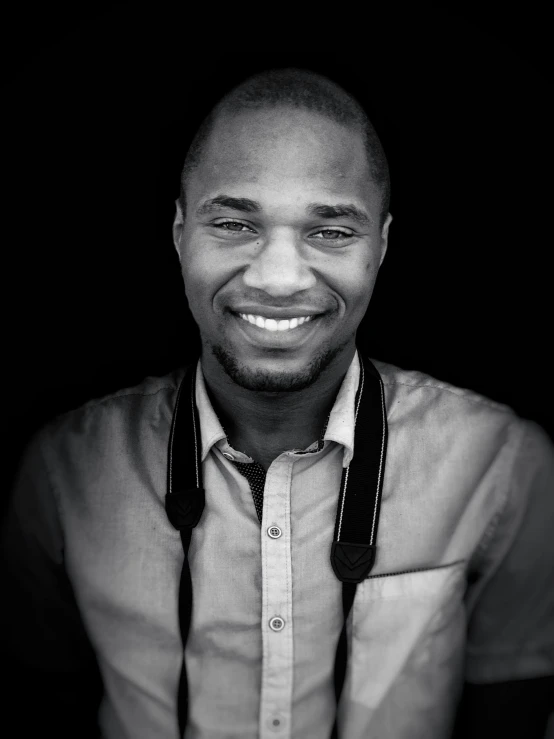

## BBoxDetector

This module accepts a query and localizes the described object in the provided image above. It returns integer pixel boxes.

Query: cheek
[340,266,379,320]
[181,242,215,295]
[181,244,237,317]
[337,256,379,301]
[180,252,213,320]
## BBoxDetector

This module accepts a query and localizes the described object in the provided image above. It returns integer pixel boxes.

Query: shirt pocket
[348,561,467,713]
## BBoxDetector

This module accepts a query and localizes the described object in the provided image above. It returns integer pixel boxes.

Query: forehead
[187,106,378,212]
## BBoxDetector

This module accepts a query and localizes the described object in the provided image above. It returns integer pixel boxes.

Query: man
[2,68,553,739]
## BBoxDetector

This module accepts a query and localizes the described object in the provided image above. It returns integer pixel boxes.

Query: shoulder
[57,367,186,420]
[370,357,552,471]
[373,357,517,426]
[35,366,190,460]
[372,358,513,415]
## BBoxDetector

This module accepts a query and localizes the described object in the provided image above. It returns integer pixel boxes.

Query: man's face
[173,106,391,392]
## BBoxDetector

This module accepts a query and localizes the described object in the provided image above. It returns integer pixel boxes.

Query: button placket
[259,457,294,738]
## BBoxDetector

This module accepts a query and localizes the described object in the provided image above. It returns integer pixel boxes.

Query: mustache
[222,291,335,312]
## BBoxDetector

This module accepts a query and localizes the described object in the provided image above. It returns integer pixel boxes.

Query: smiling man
[173,97,390,470]
[2,69,553,739]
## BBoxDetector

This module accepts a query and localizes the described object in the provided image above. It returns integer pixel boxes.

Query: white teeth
[238,313,314,331]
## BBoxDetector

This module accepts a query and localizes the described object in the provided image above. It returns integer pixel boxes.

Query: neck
[200,346,356,469]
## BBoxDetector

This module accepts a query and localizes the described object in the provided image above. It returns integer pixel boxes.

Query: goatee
[210,341,348,393]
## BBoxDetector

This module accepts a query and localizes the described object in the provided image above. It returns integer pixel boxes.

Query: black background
[5,5,553,514]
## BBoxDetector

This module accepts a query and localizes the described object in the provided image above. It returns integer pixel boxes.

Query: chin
[210,341,347,393]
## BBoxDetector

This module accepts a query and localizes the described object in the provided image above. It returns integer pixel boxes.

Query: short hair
[179,68,390,227]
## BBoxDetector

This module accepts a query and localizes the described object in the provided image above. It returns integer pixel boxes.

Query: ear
[172,199,185,258]
[378,213,392,267]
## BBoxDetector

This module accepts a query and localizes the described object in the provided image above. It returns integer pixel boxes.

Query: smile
[237,313,314,332]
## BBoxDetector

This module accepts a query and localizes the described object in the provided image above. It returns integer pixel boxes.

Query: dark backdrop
[5,5,552,516]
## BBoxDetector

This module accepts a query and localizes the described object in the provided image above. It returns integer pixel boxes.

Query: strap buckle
[165,487,205,530]
[331,541,377,583]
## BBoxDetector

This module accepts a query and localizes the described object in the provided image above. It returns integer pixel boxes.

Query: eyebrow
[196,196,262,216]
[196,195,373,227]
[306,203,373,228]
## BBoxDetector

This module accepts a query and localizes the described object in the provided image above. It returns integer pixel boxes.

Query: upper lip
[230,306,324,319]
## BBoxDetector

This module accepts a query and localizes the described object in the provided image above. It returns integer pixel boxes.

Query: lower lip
[230,313,323,347]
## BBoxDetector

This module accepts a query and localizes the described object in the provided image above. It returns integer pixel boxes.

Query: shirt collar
[195,361,229,462]
[322,350,359,467]
[195,351,360,467]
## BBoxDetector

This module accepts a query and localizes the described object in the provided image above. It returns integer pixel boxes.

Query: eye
[310,228,354,242]
[213,220,256,233]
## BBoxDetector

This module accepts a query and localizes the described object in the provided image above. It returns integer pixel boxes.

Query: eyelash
[212,220,354,241]
[213,220,255,233]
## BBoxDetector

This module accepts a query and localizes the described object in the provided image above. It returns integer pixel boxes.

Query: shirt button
[267,525,282,539]
[269,616,285,632]
[222,452,234,461]
[268,716,284,731]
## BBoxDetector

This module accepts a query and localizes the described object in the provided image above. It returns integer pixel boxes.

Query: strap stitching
[336,360,365,542]
[190,366,200,488]
[168,376,186,497]
[370,372,387,545]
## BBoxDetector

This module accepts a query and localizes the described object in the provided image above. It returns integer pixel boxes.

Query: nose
[242,230,317,297]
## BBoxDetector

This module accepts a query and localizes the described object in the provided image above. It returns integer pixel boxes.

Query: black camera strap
[165,353,388,738]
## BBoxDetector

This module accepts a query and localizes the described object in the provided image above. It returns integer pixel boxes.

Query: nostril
[242,258,317,294]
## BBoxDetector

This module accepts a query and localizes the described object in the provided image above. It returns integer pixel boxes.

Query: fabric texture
[230,461,266,522]
[2,353,553,739]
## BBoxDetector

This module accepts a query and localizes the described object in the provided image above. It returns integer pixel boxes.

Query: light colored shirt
[186,355,359,739]
[5,353,554,738]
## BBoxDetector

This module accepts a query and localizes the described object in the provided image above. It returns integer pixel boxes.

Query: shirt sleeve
[0,429,103,737]
[465,420,554,684]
